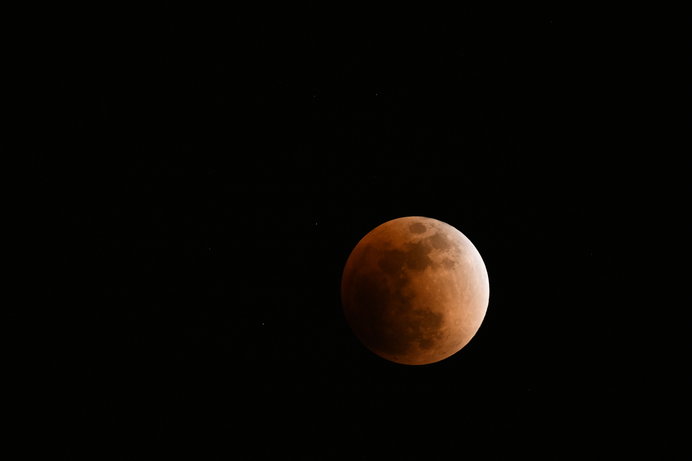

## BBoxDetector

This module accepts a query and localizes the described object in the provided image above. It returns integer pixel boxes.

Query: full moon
[341,216,489,365]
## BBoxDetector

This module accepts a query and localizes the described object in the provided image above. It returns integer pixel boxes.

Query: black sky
[38,6,688,459]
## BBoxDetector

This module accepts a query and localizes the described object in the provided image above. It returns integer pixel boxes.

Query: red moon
[341,216,489,365]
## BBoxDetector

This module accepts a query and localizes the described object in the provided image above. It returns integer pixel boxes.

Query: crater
[409,222,427,234]
[428,231,452,251]
[402,240,433,271]
[442,258,456,269]
[410,308,445,352]
[378,248,408,276]
[378,239,433,274]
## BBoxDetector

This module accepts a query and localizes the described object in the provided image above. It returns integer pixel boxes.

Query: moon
[341,216,489,365]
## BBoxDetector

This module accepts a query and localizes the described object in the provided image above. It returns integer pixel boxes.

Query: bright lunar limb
[341,216,489,365]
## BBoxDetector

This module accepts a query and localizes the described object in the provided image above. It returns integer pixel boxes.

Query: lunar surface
[341,216,489,365]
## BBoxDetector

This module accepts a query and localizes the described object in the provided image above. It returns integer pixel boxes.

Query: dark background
[37,6,688,459]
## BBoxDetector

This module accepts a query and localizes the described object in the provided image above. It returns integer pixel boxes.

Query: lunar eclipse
[341,217,489,365]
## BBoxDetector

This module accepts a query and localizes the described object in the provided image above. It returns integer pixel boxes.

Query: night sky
[39,6,687,459]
